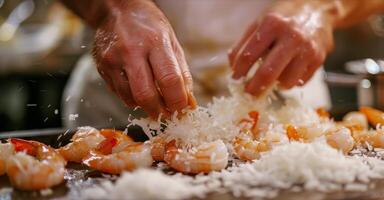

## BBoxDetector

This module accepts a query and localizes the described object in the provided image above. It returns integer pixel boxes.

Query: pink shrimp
[82,133,153,174]
[6,139,66,190]
[164,140,228,174]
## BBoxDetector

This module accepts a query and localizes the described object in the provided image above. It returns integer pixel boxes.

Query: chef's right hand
[93,0,195,118]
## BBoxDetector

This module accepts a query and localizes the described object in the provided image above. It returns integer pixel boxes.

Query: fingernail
[187,93,197,109]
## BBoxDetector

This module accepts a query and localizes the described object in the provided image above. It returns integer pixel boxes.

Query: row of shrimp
[288,106,384,154]
[0,127,154,190]
[59,126,229,175]
[230,106,384,163]
[58,127,153,174]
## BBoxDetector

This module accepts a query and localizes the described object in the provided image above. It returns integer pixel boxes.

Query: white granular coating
[80,142,384,199]
[80,169,206,200]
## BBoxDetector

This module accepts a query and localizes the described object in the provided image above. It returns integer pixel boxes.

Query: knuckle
[149,29,170,46]
[167,97,187,110]
[159,72,182,88]
[134,88,156,105]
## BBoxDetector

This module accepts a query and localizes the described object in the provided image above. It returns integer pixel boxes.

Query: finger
[232,18,279,79]
[150,39,189,112]
[229,20,259,67]
[170,34,197,108]
[300,64,320,85]
[278,54,308,89]
[245,39,296,96]
[123,53,168,118]
[110,70,135,107]
[300,52,325,85]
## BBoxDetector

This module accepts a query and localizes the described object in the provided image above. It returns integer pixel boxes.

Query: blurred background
[0,0,383,131]
[0,0,92,131]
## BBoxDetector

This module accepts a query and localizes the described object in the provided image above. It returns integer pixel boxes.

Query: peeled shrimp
[360,106,384,127]
[340,111,368,132]
[233,131,270,161]
[286,124,354,154]
[316,107,331,119]
[238,111,259,136]
[164,140,228,174]
[325,127,355,154]
[0,143,14,176]
[286,124,329,142]
[59,127,105,162]
[83,134,153,174]
[233,111,272,161]
[59,127,132,163]
[354,129,384,148]
[150,135,167,161]
[6,139,66,190]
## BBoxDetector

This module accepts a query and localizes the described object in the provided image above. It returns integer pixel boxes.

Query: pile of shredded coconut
[80,169,204,200]
[129,79,322,147]
[80,141,384,199]
[78,78,384,199]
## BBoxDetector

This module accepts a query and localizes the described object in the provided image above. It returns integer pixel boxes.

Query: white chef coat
[63,0,331,128]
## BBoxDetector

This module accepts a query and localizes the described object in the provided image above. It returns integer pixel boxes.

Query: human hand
[229,0,334,96]
[93,0,195,118]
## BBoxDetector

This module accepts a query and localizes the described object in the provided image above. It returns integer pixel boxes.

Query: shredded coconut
[80,169,205,200]
[80,78,384,199]
[129,80,319,147]
[80,141,384,199]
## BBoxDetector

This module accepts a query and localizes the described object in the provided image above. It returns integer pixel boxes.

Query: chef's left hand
[229,0,334,96]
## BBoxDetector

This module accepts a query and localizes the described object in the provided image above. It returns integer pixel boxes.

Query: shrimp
[233,111,272,161]
[325,127,355,154]
[238,111,259,136]
[164,140,228,174]
[59,127,132,163]
[59,126,105,163]
[233,131,270,161]
[6,138,66,190]
[340,111,368,132]
[83,136,153,174]
[286,123,329,142]
[0,143,14,176]
[98,129,134,152]
[316,107,331,119]
[286,124,354,154]
[353,129,384,148]
[150,135,167,161]
[360,106,384,127]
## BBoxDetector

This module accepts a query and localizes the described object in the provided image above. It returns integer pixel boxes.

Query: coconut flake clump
[129,79,321,147]
[80,169,205,200]
[216,141,384,197]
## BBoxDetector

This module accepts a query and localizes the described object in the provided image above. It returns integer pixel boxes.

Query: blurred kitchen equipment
[326,58,384,110]
[0,2,87,73]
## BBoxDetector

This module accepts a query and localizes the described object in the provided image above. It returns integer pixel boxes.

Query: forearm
[323,0,384,28]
